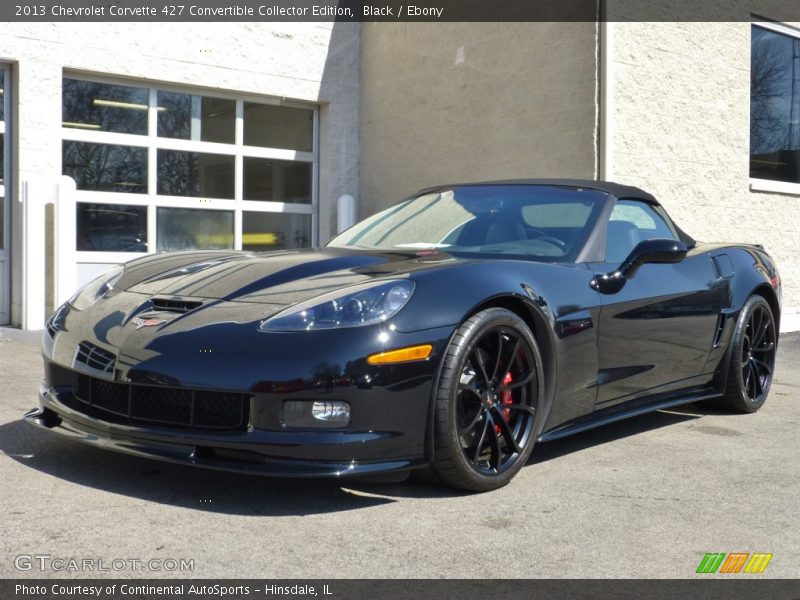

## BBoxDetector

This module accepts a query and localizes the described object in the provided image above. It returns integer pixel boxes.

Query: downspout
[599,0,615,181]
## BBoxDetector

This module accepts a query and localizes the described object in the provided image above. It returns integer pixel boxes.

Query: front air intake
[69,374,248,431]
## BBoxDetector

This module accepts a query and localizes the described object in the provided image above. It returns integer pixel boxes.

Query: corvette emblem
[131,316,167,330]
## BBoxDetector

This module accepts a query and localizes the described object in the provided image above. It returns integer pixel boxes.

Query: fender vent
[150,298,202,313]
[712,313,727,348]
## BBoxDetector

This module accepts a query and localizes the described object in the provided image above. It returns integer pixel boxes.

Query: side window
[604,199,678,263]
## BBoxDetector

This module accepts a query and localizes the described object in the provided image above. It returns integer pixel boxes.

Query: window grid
[62,76,318,257]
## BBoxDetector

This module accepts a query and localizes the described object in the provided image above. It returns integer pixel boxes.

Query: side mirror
[591,238,688,294]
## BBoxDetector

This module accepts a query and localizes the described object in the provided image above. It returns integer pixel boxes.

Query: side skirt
[537,389,721,443]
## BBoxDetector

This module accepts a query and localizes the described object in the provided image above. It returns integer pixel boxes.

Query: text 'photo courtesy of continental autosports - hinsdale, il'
[26,180,781,492]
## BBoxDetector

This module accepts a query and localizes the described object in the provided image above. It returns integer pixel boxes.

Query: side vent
[712,254,735,279]
[712,313,727,348]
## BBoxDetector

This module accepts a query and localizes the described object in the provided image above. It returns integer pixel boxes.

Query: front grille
[74,341,116,375]
[70,374,248,431]
[131,385,192,424]
[92,378,129,415]
[150,298,203,313]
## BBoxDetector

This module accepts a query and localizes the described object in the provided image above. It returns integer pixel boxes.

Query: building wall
[605,20,800,329]
[0,22,360,326]
[359,22,599,217]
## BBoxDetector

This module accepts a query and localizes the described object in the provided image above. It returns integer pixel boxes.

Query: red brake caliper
[494,371,513,434]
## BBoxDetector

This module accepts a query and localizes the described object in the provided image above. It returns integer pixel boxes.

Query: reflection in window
[157,150,234,199]
[157,207,234,251]
[63,79,148,134]
[157,92,235,144]
[242,211,311,251]
[605,200,677,263]
[329,186,606,261]
[244,102,313,151]
[0,70,4,121]
[63,141,147,193]
[77,203,147,252]
[751,26,800,183]
[522,202,593,228]
[243,158,312,203]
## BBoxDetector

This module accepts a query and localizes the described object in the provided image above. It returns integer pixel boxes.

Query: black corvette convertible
[27,180,781,491]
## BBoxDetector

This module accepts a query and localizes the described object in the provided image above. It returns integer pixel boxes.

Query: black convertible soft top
[417,179,657,203]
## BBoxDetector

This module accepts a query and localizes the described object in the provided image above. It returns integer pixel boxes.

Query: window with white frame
[751,24,800,184]
[61,77,317,259]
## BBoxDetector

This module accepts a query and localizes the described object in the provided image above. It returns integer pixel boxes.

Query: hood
[125,247,467,306]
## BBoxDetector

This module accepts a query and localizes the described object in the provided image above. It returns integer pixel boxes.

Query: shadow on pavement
[0,403,710,507]
[0,419,401,516]
[340,404,709,499]
[530,404,705,465]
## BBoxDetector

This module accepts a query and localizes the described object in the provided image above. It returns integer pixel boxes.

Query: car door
[589,199,721,409]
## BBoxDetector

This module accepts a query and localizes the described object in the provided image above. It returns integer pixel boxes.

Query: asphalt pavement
[1,327,798,578]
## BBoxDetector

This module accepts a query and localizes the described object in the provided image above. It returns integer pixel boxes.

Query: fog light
[283,400,350,428]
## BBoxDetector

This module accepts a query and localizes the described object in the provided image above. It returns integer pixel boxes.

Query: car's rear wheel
[430,308,543,492]
[718,294,777,413]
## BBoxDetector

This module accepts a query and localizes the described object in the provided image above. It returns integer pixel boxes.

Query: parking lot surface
[1,327,798,578]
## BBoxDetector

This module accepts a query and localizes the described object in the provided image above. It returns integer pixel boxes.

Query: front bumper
[32,296,456,478]
[28,386,427,477]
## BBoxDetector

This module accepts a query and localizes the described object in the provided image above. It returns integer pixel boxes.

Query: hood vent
[150,298,203,314]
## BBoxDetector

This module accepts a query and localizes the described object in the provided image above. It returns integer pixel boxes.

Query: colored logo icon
[696,552,773,574]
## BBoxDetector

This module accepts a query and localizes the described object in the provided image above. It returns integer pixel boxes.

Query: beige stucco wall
[359,22,599,217]
[0,22,360,326]
[605,20,800,327]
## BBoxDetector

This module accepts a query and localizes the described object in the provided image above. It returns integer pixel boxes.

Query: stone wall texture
[359,22,600,217]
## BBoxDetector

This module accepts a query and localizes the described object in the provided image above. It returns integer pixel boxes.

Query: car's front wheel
[718,294,777,413]
[430,308,544,492]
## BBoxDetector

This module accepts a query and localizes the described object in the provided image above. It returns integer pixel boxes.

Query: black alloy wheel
[719,294,777,413]
[429,308,543,492]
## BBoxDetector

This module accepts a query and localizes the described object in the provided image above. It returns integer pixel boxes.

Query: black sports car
[27,180,781,491]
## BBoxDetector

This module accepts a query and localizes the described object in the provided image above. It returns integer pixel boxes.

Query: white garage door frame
[0,64,10,325]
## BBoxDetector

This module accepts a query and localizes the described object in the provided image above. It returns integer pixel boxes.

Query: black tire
[717,295,777,413]
[430,308,544,492]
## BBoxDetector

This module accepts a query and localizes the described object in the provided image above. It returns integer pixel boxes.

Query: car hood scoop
[127,248,458,305]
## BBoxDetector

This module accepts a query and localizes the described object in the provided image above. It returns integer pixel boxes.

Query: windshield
[328,185,608,260]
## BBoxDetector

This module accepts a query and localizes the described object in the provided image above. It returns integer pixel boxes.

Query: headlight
[259,279,414,332]
[67,265,124,311]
